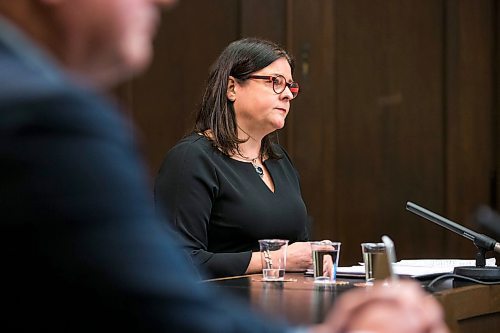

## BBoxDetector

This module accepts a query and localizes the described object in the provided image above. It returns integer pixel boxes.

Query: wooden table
[433,280,500,333]
[204,273,500,332]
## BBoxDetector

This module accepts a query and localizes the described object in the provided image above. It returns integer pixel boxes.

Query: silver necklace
[239,154,264,178]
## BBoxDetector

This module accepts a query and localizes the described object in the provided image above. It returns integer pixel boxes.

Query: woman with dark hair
[155,38,313,278]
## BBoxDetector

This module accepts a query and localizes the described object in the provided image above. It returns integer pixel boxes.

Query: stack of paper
[336,258,497,278]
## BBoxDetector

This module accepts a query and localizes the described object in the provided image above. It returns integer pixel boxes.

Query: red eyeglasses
[247,74,299,98]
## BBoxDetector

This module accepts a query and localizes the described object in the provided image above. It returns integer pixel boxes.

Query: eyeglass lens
[273,75,299,98]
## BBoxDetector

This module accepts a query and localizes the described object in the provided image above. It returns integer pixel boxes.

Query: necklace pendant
[254,165,264,178]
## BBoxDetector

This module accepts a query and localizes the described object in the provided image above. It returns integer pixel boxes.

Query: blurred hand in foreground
[311,280,449,333]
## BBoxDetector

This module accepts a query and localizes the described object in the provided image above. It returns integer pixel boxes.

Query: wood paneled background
[117,0,500,265]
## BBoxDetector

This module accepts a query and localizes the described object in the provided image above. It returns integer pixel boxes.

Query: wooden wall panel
[240,0,287,44]
[121,0,499,266]
[495,1,500,264]
[497,1,500,216]
[287,0,337,248]
[129,0,240,175]
[445,0,495,258]
[334,0,446,263]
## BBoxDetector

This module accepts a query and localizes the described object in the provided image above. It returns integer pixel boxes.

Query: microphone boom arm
[406,201,498,267]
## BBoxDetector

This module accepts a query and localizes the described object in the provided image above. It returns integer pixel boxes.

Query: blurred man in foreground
[0,1,448,332]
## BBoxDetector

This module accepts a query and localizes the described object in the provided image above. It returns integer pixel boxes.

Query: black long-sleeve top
[155,133,309,278]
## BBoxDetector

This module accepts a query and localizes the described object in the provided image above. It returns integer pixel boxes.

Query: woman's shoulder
[174,132,209,147]
[167,132,218,161]
[270,142,291,161]
[269,142,301,173]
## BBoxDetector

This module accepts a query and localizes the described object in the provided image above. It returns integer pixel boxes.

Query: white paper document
[336,258,497,278]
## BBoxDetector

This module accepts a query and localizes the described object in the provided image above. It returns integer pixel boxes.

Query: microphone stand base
[453,266,500,281]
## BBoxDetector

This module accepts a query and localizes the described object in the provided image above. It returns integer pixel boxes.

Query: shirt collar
[0,15,66,84]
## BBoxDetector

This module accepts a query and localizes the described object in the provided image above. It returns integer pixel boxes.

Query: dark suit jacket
[0,30,288,332]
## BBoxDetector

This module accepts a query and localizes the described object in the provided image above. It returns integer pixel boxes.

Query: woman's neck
[237,141,262,160]
[236,126,263,159]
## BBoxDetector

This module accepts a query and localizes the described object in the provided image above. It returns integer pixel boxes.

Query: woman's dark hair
[194,37,294,159]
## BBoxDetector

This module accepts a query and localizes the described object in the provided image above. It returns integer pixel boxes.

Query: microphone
[406,201,500,281]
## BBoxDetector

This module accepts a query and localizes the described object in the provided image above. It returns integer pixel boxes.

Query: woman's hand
[286,241,313,271]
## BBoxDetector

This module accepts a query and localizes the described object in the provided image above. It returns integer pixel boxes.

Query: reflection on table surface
[203,272,500,332]
[203,272,358,325]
